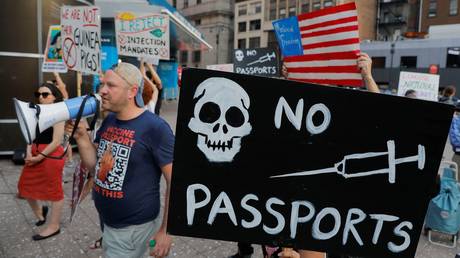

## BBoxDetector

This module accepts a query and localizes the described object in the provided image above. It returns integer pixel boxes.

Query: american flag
[284,2,362,87]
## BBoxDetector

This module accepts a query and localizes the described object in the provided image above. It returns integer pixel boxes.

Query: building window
[371,57,386,68]
[313,0,321,11]
[249,2,262,14]
[279,8,286,18]
[195,19,201,25]
[288,0,296,16]
[173,0,177,8]
[324,0,335,7]
[238,22,247,32]
[180,51,188,63]
[193,50,201,63]
[249,37,260,48]
[301,0,310,13]
[428,0,437,17]
[269,0,277,20]
[184,0,188,8]
[267,31,279,51]
[249,19,261,31]
[401,56,417,68]
[197,0,201,4]
[238,39,246,49]
[238,5,247,16]
[447,47,460,68]
[279,0,286,18]
[450,0,458,15]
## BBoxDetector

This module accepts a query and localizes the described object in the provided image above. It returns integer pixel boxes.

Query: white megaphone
[13,95,101,145]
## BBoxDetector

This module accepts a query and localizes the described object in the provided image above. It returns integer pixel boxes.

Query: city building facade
[234,0,377,51]
[377,0,420,41]
[420,0,460,33]
[174,0,234,67]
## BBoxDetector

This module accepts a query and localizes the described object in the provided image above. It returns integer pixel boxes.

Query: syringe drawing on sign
[270,140,425,184]
[247,52,276,66]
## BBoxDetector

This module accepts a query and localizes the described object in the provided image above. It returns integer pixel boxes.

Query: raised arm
[53,72,69,99]
[146,63,162,90]
[357,53,380,93]
[143,74,158,105]
[140,60,146,76]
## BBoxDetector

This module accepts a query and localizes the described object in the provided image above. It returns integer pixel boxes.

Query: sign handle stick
[77,71,82,97]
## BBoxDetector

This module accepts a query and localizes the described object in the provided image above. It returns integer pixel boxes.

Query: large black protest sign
[168,69,454,258]
[234,48,279,77]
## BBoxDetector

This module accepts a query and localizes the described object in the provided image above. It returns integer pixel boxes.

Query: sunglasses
[34,92,52,98]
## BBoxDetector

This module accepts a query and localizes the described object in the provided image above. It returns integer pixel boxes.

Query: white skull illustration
[188,77,252,162]
[235,50,244,62]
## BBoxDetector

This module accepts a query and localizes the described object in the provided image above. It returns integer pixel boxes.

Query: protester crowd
[14,45,460,258]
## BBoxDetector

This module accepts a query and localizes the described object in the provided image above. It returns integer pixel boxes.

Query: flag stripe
[289,78,363,87]
[300,16,358,32]
[302,38,360,51]
[301,21,358,34]
[301,25,359,38]
[287,65,360,73]
[303,43,360,55]
[298,2,357,20]
[288,72,362,80]
[302,31,359,45]
[285,59,357,68]
[284,3,362,87]
[284,51,359,62]
[298,10,357,28]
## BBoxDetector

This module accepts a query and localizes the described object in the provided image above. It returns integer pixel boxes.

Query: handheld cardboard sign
[168,68,454,258]
[234,48,279,77]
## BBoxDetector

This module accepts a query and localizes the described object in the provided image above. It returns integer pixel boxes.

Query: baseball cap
[112,62,144,107]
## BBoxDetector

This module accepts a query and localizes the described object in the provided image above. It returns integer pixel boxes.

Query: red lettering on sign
[71,8,81,20]
[62,8,70,20]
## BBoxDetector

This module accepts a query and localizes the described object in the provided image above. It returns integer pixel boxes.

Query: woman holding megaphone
[17,82,65,241]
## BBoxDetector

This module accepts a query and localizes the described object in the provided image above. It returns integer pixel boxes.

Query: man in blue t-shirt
[68,62,174,258]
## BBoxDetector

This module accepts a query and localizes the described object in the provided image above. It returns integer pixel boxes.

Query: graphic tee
[94,111,174,228]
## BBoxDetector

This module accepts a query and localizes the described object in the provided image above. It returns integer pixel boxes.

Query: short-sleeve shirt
[94,111,174,228]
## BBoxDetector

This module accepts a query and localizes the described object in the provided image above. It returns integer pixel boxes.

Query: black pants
[237,242,253,255]
[155,89,163,115]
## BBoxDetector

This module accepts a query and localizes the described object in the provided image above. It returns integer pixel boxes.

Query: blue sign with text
[157,60,179,99]
[272,17,303,57]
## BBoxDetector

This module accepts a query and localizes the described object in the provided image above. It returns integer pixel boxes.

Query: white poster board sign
[138,57,160,66]
[397,71,440,101]
[115,12,170,60]
[42,25,68,73]
[206,63,234,72]
[61,6,101,75]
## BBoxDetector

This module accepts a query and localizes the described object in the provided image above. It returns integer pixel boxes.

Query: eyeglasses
[34,92,52,98]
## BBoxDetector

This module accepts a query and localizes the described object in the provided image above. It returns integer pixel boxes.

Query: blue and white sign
[272,17,303,57]
[157,60,179,99]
